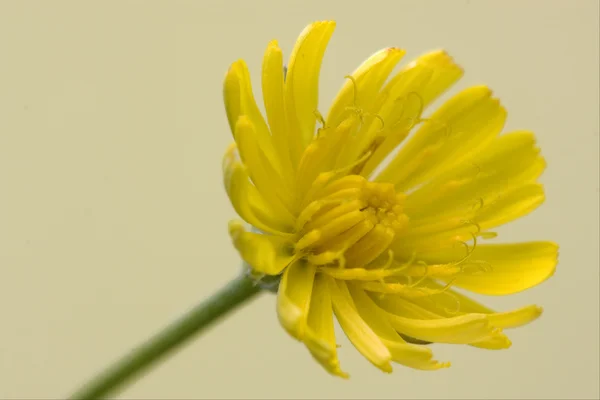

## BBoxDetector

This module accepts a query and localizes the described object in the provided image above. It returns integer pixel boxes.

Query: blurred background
[0,1,598,399]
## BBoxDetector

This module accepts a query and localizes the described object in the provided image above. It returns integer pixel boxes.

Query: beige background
[0,1,598,399]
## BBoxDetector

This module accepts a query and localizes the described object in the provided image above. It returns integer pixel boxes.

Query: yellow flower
[222,21,558,377]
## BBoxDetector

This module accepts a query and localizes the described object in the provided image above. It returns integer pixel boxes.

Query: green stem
[69,273,262,400]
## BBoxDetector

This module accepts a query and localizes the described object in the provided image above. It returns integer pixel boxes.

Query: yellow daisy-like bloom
[222,21,558,377]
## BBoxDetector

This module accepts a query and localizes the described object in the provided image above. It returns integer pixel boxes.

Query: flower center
[294,175,409,269]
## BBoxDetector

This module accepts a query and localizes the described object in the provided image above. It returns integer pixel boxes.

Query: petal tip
[471,84,494,96]
[307,20,336,32]
[330,366,350,379]
[386,46,407,55]
[420,49,464,73]
[228,219,245,237]
[380,361,393,374]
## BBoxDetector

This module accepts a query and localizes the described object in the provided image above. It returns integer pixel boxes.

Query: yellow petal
[327,277,393,372]
[417,242,559,295]
[405,130,546,219]
[285,21,336,162]
[378,86,506,191]
[469,333,512,350]
[261,40,294,182]
[223,65,241,135]
[360,91,426,178]
[401,50,464,107]
[347,283,406,339]
[383,345,450,370]
[363,283,518,350]
[277,261,317,340]
[371,291,511,349]
[396,183,546,255]
[327,47,406,129]
[222,143,291,234]
[407,280,544,330]
[295,115,358,199]
[348,283,449,370]
[372,292,439,319]
[235,116,295,223]
[223,60,278,168]
[391,130,548,257]
[475,183,545,230]
[326,47,406,168]
[487,305,544,329]
[374,294,496,344]
[228,221,295,276]
[304,274,349,378]
[344,224,396,268]
[361,50,463,177]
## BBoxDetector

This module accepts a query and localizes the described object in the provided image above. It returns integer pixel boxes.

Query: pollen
[295,177,409,269]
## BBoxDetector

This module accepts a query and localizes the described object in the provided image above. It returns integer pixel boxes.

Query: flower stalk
[69,273,262,400]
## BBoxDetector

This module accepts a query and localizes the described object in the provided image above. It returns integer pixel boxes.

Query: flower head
[222,21,558,377]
